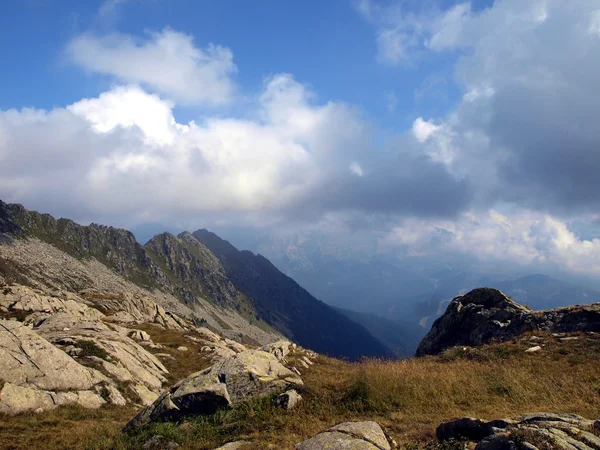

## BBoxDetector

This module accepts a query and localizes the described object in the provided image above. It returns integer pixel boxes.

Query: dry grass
[0,406,137,450]
[131,323,212,382]
[1,331,599,450]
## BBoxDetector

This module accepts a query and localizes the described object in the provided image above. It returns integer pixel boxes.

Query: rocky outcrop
[296,421,396,450]
[416,288,600,356]
[0,320,101,391]
[124,348,303,432]
[0,284,173,412]
[0,320,108,413]
[437,413,600,450]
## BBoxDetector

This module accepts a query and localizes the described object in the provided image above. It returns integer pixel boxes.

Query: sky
[2,0,600,278]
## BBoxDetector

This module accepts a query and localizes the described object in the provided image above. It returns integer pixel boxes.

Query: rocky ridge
[416,287,600,356]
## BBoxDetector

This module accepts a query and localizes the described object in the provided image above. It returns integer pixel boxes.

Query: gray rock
[475,435,517,450]
[416,288,600,356]
[438,413,599,450]
[0,382,105,414]
[296,421,393,450]
[129,330,151,341]
[213,441,250,450]
[0,320,98,391]
[261,340,292,360]
[272,389,302,410]
[124,349,303,432]
[142,435,179,450]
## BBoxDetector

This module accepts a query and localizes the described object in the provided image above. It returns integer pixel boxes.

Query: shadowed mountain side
[191,229,392,360]
[334,306,426,357]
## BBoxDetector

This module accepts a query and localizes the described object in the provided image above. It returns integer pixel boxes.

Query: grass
[1,331,599,450]
[130,323,212,383]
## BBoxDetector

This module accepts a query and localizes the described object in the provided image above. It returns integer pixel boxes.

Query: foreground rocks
[417,288,600,356]
[437,413,600,450]
[124,347,303,432]
[296,421,396,450]
[0,284,176,412]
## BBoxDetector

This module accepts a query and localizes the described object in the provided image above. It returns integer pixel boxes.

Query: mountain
[0,200,389,359]
[334,306,426,357]
[191,229,392,359]
[496,274,600,310]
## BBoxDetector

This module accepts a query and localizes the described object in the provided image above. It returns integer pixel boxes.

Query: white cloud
[350,162,364,177]
[412,117,439,142]
[384,210,600,276]
[589,10,600,36]
[67,29,237,106]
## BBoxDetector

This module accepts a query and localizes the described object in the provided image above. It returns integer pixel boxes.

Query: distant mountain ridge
[0,200,390,359]
[191,229,391,359]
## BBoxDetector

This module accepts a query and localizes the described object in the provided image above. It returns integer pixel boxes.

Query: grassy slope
[1,331,599,450]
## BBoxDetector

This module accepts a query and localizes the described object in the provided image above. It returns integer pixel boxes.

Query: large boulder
[296,421,396,450]
[436,413,600,450]
[0,320,99,391]
[124,348,303,432]
[0,382,106,414]
[416,288,600,356]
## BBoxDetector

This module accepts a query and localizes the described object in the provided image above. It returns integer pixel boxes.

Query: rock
[261,340,292,360]
[296,421,394,450]
[35,313,168,392]
[0,320,98,391]
[272,389,302,410]
[124,349,303,431]
[129,330,151,341]
[475,435,517,450]
[436,417,495,441]
[594,420,600,432]
[0,382,105,414]
[214,441,251,450]
[194,327,221,343]
[142,435,179,450]
[416,288,600,356]
[177,346,188,351]
[224,338,246,353]
[525,346,542,353]
[131,383,160,406]
[101,384,127,406]
[437,413,598,450]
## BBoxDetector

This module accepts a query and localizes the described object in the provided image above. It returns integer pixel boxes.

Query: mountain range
[0,200,390,359]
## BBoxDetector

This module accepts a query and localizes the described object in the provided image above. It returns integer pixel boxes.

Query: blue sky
[0,0,477,129]
[2,0,600,279]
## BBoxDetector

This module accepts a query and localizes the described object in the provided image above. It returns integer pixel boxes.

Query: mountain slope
[0,200,279,344]
[334,306,426,357]
[0,200,389,358]
[192,229,392,359]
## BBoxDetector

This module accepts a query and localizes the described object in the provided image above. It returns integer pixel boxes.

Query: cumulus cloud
[66,29,237,106]
[0,76,469,227]
[383,210,600,276]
